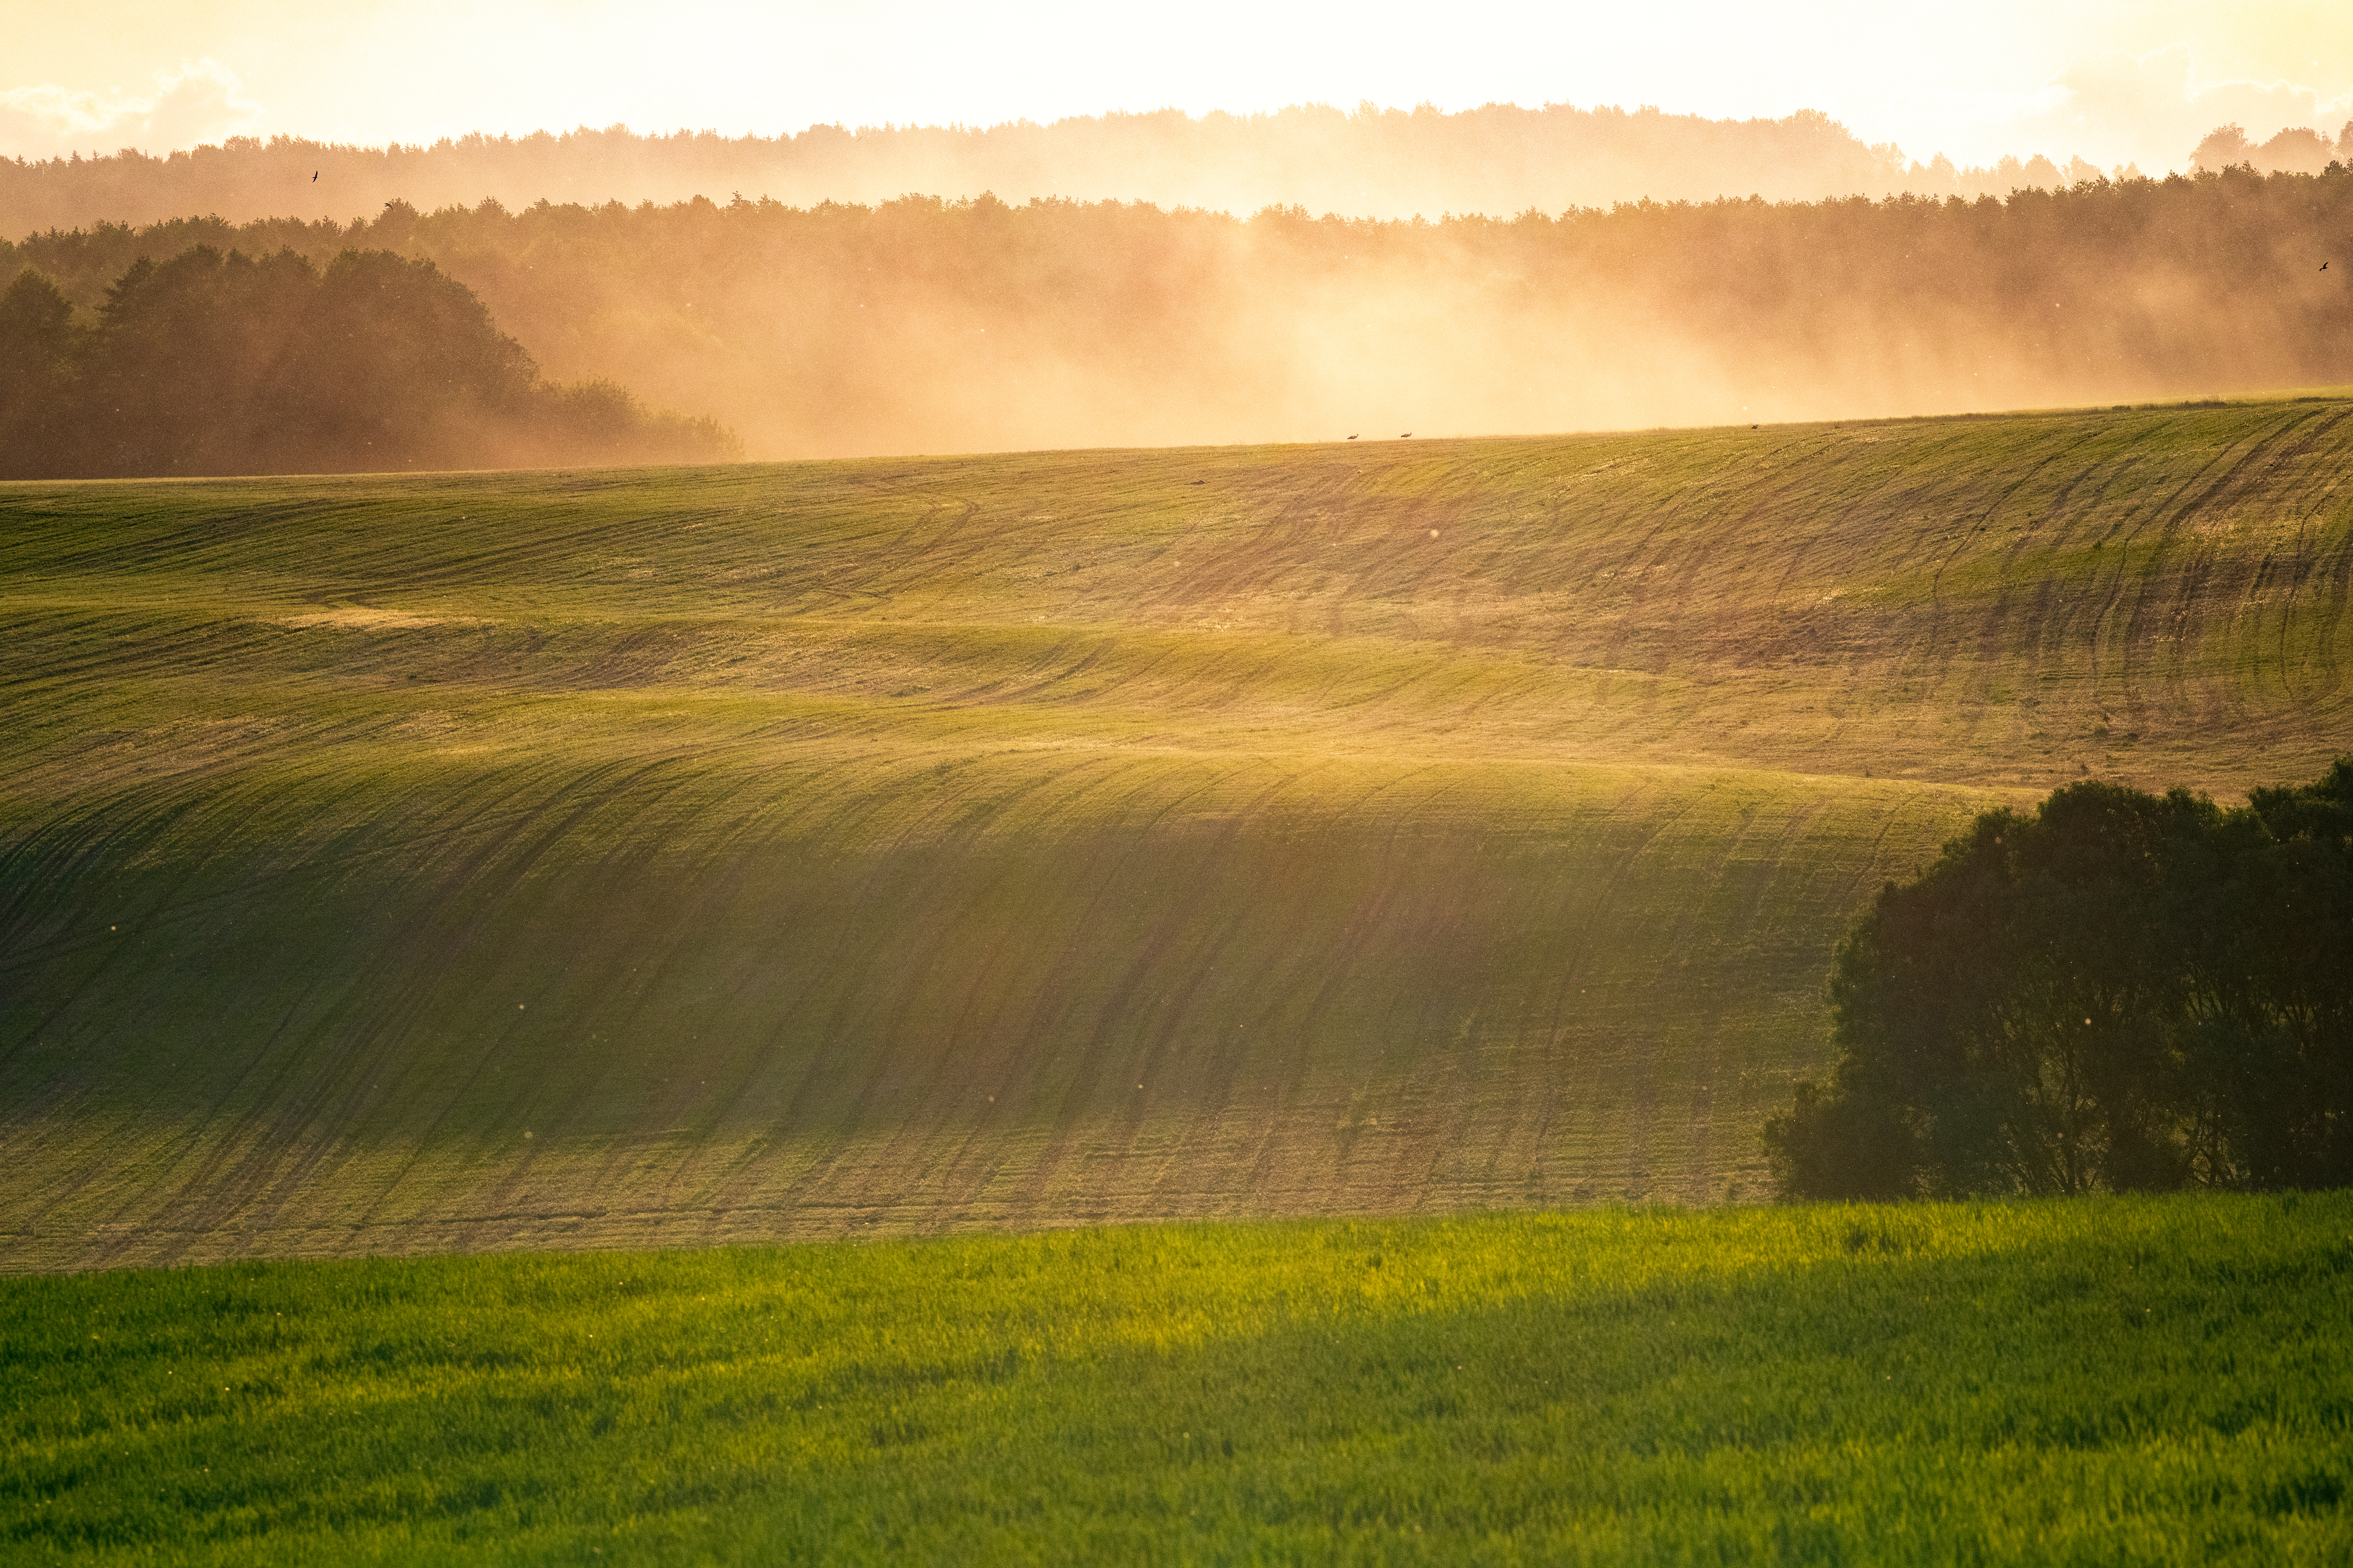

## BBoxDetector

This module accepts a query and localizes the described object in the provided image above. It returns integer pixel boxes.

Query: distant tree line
[0,107,2108,237]
[2192,121,2353,175]
[0,246,737,478]
[9,163,2353,460]
[1767,764,2353,1199]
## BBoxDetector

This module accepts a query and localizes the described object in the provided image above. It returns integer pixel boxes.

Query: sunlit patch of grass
[3,1197,2347,1563]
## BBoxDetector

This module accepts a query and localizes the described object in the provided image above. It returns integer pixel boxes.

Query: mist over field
[13,166,2353,460]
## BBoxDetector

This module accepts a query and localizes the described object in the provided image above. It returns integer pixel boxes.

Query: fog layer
[11,167,2352,460]
[1,106,2156,236]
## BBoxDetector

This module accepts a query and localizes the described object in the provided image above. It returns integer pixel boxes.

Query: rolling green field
[5,1198,2348,1563]
[5,402,2352,1268]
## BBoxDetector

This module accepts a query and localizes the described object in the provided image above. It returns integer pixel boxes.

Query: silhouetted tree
[0,269,80,478]
[2196,760,2353,1188]
[0,245,736,478]
[1769,765,2352,1199]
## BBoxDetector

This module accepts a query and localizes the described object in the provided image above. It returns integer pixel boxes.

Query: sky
[7,1,2353,175]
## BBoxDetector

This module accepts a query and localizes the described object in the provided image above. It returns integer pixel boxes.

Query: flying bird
[312,171,318,182]
[1347,434,1357,440]
[1400,432,1412,438]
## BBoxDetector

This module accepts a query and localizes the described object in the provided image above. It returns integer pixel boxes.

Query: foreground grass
[5,1198,2348,1564]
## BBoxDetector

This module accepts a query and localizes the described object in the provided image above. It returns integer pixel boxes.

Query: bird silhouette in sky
[1400,432,1412,438]
[2323,260,2330,270]
[312,171,318,182]
[1347,434,1357,440]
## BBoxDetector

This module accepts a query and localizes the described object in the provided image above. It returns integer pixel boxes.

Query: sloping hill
[5,401,2350,1268]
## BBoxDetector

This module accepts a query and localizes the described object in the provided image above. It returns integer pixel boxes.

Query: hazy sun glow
[11,1,2353,180]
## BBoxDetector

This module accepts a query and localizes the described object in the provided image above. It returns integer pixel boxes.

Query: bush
[1767,762,2353,1198]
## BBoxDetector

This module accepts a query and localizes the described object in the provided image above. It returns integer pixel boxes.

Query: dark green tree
[83,246,321,474]
[2194,760,2353,1188]
[0,246,735,478]
[0,269,81,479]
[1767,769,2349,1199]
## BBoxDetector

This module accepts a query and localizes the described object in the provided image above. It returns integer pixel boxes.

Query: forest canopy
[8,164,2349,459]
[1767,764,2353,1201]
[0,107,2126,237]
[0,245,736,478]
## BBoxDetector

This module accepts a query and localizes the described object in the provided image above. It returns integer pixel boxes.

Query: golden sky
[9,1,2353,173]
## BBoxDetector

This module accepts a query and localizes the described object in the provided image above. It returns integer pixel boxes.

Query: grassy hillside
[5,1198,2348,1562]
[5,401,2351,1268]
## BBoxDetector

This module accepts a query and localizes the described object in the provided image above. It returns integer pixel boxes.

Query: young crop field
[4,401,2352,1267]
[4,1198,2348,1563]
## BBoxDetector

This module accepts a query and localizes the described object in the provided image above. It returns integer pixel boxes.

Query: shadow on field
[1,751,1964,1269]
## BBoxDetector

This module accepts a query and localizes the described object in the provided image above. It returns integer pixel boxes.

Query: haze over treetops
[0,106,2149,236]
[13,164,2353,460]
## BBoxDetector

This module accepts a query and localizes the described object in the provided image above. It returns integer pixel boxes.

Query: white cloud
[0,59,262,160]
